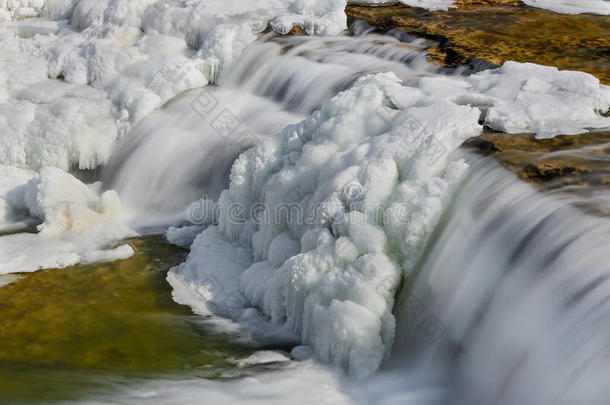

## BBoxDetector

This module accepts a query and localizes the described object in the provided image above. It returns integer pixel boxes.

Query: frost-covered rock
[169,72,480,378]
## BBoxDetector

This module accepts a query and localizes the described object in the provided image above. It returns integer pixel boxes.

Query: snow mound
[169,72,480,378]
[0,0,45,22]
[0,168,134,274]
[24,167,123,234]
[467,62,610,138]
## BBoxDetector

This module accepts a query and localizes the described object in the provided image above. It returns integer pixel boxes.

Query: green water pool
[0,236,262,404]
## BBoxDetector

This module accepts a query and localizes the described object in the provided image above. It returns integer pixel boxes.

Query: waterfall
[385,154,610,405]
[102,31,455,226]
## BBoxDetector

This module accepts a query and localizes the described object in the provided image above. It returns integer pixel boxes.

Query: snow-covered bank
[0,167,133,274]
[0,0,348,174]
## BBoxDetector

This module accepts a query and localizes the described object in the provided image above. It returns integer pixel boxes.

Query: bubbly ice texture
[168,70,481,378]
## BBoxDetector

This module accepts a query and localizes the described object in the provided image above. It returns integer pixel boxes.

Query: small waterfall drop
[384,154,610,405]
[103,32,457,226]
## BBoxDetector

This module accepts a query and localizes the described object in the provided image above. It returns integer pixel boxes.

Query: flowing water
[102,32,460,223]
[4,9,610,404]
[386,155,610,405]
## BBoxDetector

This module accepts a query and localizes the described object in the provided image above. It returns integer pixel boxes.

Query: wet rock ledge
[346,1,610,84]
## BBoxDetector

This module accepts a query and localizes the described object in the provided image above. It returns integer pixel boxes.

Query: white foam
[80,360,357,405]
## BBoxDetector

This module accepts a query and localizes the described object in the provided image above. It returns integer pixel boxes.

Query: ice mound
[467,62,610,138]
[168,59,610,378]
[169,72,480,378]
[394,61,610,138]
[0,167,134,274]
[523,0,610,15]
[24,167,123,234]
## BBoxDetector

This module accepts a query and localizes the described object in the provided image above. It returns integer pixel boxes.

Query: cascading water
[4,1,610,404]
[99,28,610,403]
[102,31,459,225]
[383,154,610,405]
[101,88,302,227]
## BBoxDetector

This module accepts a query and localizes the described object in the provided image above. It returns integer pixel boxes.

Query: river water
[2,5,610,405]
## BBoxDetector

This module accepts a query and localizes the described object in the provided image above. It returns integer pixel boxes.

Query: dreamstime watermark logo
[190,88,287,174]
[191,89,263,150]
[358,82,448,166]
[185,191,412,228]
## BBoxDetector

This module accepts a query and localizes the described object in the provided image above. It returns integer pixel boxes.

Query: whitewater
[1,0,610,404]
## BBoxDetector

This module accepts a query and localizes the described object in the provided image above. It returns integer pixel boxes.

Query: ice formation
[0,167,133,274]
[1,0,610,385]
[0,0,347,171]
[167,57,610,379]
[169,72,481,378]
[464,62,610,138]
